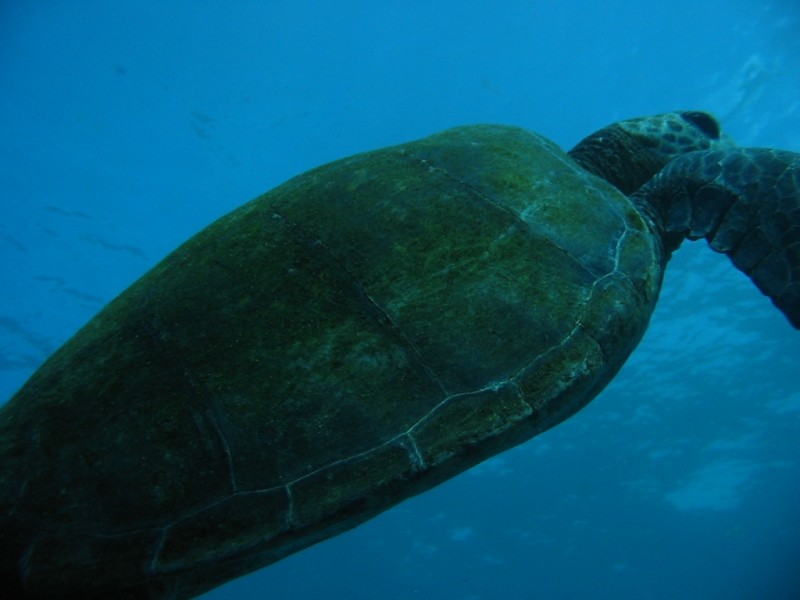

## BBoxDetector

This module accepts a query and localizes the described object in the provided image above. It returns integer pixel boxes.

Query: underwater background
[1,1,799,599]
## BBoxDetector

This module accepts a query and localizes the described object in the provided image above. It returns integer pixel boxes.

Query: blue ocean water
[1,1,799,599]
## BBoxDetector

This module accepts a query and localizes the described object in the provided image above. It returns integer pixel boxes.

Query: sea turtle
[1,111,798,599]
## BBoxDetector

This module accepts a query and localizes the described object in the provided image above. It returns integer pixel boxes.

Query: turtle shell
[0,125,664,598]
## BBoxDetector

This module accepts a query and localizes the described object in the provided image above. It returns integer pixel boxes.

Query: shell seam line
[269,209,449,397]
[80,381,521,557]
[413,156,529,229]
[411,154,599,278]
[509,222,627,384]
[141,319,238,494]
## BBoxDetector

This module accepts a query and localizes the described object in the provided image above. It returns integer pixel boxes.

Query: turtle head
[568,111,732,195]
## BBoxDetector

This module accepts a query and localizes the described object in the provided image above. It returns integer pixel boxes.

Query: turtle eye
[680,111,721,140]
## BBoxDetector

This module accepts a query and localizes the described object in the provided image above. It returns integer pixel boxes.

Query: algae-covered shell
[0,123,676,598]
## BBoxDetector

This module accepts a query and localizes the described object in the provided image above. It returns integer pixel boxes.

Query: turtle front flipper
[633,148,800,328]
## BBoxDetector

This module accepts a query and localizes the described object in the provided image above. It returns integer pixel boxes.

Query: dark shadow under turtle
[0,111,797,599]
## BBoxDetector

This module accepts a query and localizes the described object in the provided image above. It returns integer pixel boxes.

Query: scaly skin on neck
[569,111,799,329]
[568,111,725,195]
